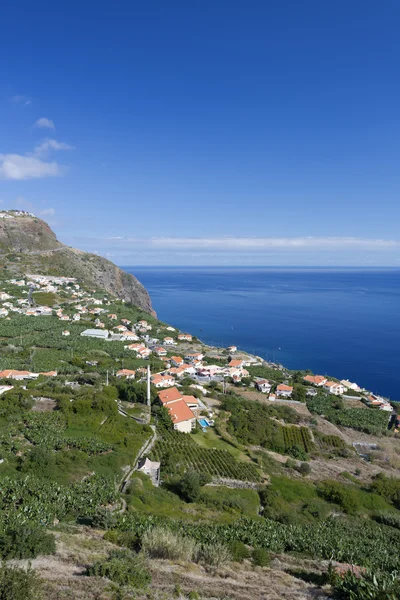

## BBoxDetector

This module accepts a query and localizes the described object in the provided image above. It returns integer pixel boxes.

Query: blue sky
[1,1,400,266]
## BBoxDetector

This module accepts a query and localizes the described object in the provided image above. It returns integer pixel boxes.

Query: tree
[292,384,306,403]
[156,406,174,430]
[178,471,201,502]
[0,564,42,600]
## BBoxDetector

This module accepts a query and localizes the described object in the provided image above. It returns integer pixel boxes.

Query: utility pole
[106,370,109,386]
[147,365,151,408]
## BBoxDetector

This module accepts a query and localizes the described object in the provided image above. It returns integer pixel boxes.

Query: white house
[255,379,272,393]
[303,375,327,387]
[184,352,204,363]
[340,379,361,392]
[62,330,70,336]
[116,369,136,379]
[323,381,345,395]
[151,374,175,388]
[158,387,196,433]
[163,337,175,345]
[137,457,160,486]
[153,347,167,357]
[276,384,293,398]
[178,333,193,342]
[171,356,184,367]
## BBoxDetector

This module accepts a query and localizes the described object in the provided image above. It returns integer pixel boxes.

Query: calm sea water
[123,267,400,400]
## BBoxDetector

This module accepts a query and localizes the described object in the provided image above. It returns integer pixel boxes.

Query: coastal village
[0,272,397,434]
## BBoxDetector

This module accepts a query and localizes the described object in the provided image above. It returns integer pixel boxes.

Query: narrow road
[118,425,157,512]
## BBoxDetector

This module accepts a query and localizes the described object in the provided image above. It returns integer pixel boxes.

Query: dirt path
[119,425,157,503]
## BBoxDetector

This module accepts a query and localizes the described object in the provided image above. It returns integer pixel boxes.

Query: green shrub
[302,499,330,520]
[297,462,311,476]
[198,542,231,568]
[372,511,400,530]
[91,508,117,530]
[188,592,200,600]
[0,564,42,600]
[178,471,201,502]
[251,547,271,567]
[141,528,198,561]
[229,540,250,562]
[104,530,141,551]
[287,445,308,461]
[317,481,359,514]
[0,526,56,560]
[370,473,400,509]
[330,568,400,599]
[86,549,151,589]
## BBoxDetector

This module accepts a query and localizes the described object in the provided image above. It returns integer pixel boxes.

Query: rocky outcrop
[0,215,154,315]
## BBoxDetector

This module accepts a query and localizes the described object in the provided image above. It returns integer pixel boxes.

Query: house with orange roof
[228,359,244,368]
[182,395,200,416]
[108,314,118,320]
[184,352,204,363]
[255,379,272,393]
[166,400,196,433]
[303,375,327,387]
[138,348,151,359]
[158,387,182,405]
[0,370,39,380]
[276,384,293,398]
[116,369,136,379]
[163,336,176,345]
[323,381,345,396]
[153,347,167,357]
[227,345,237,353]
[114,325,127,332]
[125,343,146,352]
[197,364,223,377]
[178,333,193,342]
[151,374,175,388]
[171,356,184,367]
[168,366,186,378]
[120,331,140,342]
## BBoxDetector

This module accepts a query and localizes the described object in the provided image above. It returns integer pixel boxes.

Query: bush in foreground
[141,527,198,561]
[372,511,400,530]
[198,542,232,568]
[330,568,400,600]
[87,549,151,589]
[252,547,271,567]
[229,540,250,562]
[0,564,42,600]
[0,526,56,560]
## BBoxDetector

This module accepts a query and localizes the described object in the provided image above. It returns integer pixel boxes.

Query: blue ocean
[124,267,400,400]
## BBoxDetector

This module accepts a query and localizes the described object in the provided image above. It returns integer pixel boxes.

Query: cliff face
[0,215,154,315]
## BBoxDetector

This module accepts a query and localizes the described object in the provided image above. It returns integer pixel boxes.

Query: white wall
[174,419,195,433]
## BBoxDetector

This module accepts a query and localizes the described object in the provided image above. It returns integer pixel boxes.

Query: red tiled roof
[182,395,199,405]
[167,399,195,424]
[228,359,243,367]
[277,384,293,391]
[158,387,182,405]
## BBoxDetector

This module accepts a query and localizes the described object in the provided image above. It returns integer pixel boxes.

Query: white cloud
[102,236,400,251]
[34,138,74,155]
[33,117,55,129]
[0,154,64,180]
[11,95,31,105]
